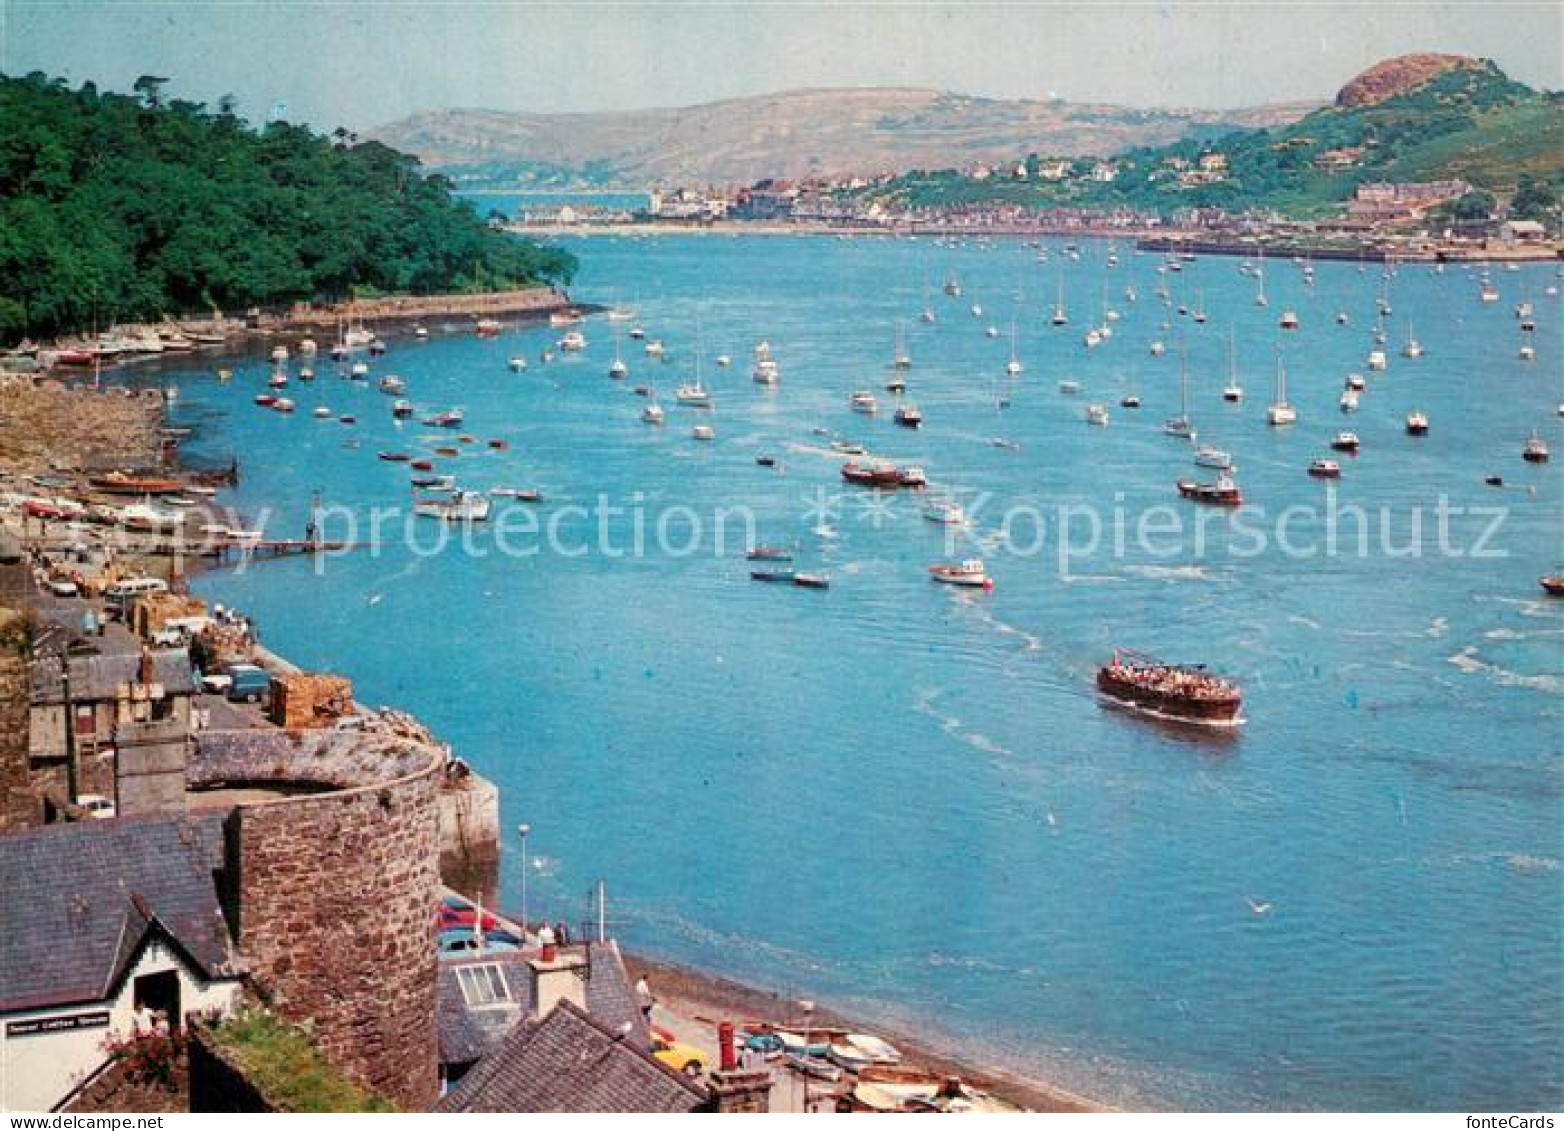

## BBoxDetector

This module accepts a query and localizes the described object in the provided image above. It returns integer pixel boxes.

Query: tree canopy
[0,72,576,343]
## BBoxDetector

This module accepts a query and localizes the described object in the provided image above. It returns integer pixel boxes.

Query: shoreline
[620,948,1111,1113]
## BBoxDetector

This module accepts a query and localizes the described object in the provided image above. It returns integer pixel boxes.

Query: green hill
[857,56,1563,220]
[0,73,575,344]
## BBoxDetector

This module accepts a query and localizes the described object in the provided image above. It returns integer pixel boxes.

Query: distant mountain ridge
[369,87,1316,186]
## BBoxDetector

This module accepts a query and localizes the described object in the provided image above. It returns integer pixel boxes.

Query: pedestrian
[635,976,654,1022]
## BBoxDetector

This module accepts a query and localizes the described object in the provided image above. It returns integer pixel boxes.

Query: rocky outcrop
[1335,54,1480,108]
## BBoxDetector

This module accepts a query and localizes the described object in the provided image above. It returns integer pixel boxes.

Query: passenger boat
[88,471,183,495]
[1523,431,1550,463]
[1406,410,1429,436]
[1177,469,1242,506]
[893,403,922,428]
[1330,431,1360,453]
[1266,356,1297,426]
[929,559,993,589]
[841,461,903,488]
[849,391,878,414]
[413,490,491,522]
[1096,649,1243,725]
[1308,459,1341,479]
[1085,403,1109,427]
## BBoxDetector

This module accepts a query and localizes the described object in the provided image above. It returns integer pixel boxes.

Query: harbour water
[171,236,1561,1110]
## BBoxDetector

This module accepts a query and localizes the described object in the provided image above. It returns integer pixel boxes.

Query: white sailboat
[1221,329,1243,402]
[1267,354,1297,426]
[1051,275,1068,326]
[1400,321,1422,359]
[892,322,912,370]
[1163,342,1195,439]
[1006,320,1023,376]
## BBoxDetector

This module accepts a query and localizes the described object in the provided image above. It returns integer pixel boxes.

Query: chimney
[527,949,587,1019]
[704,1020,772,1113]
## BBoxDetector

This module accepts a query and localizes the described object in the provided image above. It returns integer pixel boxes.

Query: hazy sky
[3,1,1560,131]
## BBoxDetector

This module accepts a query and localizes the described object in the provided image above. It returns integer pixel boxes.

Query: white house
[0,816,244,1112]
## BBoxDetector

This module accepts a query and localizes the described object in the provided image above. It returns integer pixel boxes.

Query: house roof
[437,940,648,1068]
[29,649,196,704]
[0,814,240,1013]
[434,999,708,1113]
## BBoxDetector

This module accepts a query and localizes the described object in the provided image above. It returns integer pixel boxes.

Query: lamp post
[517,822,531,939]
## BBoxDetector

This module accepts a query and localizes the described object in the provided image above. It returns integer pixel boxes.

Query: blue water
[164,236,1560,1111]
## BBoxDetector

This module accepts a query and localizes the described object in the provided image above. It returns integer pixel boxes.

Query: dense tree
[0,72,574,342]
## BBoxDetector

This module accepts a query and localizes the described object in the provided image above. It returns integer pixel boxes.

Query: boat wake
[1123,564,1218,583]
[1446,647,1564,695]
[910,686,1013,758]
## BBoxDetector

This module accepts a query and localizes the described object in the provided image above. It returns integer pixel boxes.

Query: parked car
[75,794,116,819]
[224,663,271,703]
[45,578,79,598]
[650,1028,711,1077]
[199,672,233,695]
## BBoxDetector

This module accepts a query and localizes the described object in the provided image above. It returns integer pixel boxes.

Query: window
[456,963,510,1007]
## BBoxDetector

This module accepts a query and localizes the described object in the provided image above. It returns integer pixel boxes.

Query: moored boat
[1406,410,1429,435]
[1177,469,1242,506]
[1523,431,1549,463]
[928,559,993,589]
[1308,458,1342,479]
[893,403,922,428]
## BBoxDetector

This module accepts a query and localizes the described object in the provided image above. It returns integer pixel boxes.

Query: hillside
[858,55,1563,217]
[0,73,574,343]
[369,87,1315,187]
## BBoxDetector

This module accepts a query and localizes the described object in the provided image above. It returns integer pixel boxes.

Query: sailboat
[608,325,628,379]
[920,269,936,324]
[675,330,712,407]
[1005,320,1023,376]
[1400,322,1422,359]
[892,322,912,370]
[1192,292,1207,324]
[1163,342,1195,439]
[1266,353,1297,426]
[1051,275,1068,326]
[1221,329,1243,402]
[1254,249,1269,308]
[1519,328,1537,361]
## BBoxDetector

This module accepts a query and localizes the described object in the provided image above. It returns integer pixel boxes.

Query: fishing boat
[1177,469,1242,506]
[894,403,922,428]
[929,559,993,589]
[1097,649,1243,725]
[1308,458,1342,479]
[414,490,491,522]
[1163,343,1195,439]
[923,500,966,525]
[1221,329,1243,402]
[1266,356,1297,426]
[1330,431,1360,452]
[1085,403,1110,427]
[426,409,464,428]
[378,375,406,395]
[1523,431,1550,463]
[1405,410,1429,436]
[1193,445,1232,470]
[849,391,878,414]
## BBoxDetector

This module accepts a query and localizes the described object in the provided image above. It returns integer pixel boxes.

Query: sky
[3,1,1561,131]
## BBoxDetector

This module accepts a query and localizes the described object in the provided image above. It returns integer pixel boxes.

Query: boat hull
[1096,669,1242,725]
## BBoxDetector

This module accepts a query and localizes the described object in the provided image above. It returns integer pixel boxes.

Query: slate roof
[437,941,649,1068]
[29,649,196,704]
[0,814,239,1013]
[435,999,708,1113]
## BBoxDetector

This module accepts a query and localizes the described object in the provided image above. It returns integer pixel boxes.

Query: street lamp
[516,823,531,938]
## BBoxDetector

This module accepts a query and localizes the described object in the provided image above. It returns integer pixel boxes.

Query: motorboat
[271,397,295,413]
[378,375,406,395]
[849,391,878,414]
[392,400,414,419]
[894,403,923,428]
[426,409,465,428]
[1340,389,1360,413]
[1523,431,1550,463]
[1279,310,1300,330]
[1059,380,1080,395]
[1193,445,1232,469]
[1085,403,1110,427]
[929,559,993,589]
[1367,349,1388,372]
[414,490,491,522]
[923,500,966,525]
[1345,373,1367,392]
[675,383,713,407]
[509,357,528,372]
[559,330,586,352]
[1120,392,1141,409]
[642,403,665,425]
[1330,431,1361,452]
[1308,459,1342,479]
[691,424,715,441]
[1177,469,1242,506]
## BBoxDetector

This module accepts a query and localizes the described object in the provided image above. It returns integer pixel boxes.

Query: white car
[200,673,234,695]
[45,579,79,598]
[76,794,116,819]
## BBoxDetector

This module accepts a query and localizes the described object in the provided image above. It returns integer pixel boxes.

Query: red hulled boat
[1096,650,1243,726]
